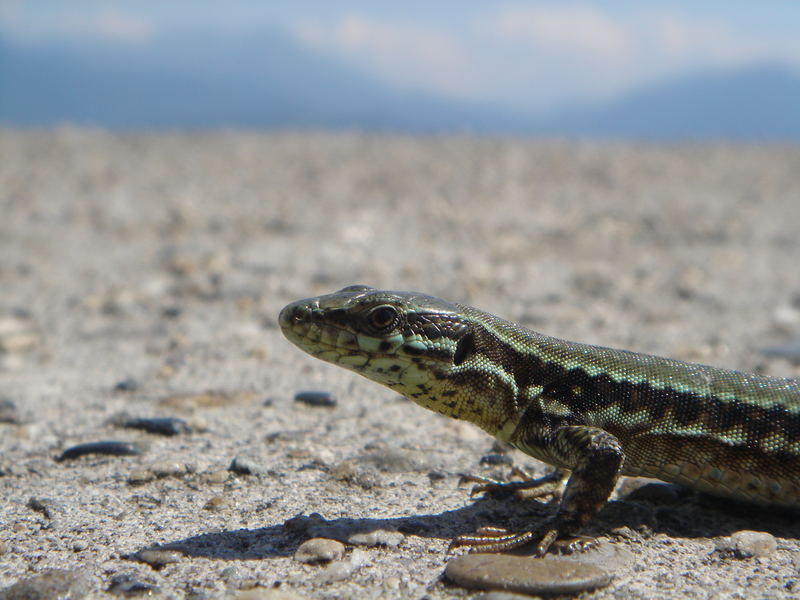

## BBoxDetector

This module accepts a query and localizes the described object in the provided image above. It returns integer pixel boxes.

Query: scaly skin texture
[279,285,800,555]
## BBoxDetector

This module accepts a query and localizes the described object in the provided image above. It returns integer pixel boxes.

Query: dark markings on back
[468,318,800,451]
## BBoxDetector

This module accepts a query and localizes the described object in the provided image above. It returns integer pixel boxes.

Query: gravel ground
[2,129,800,599]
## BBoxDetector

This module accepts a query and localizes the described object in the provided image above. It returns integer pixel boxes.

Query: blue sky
[3,1,800,113]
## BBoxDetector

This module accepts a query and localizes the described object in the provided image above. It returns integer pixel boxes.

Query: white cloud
[492,6,631,61]
[2,9,155,44]
[295,16,471,98]
[290,6,800,112]
[86,12,155,43]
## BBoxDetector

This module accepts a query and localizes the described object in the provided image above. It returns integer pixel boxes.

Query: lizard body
[279,285,800,554]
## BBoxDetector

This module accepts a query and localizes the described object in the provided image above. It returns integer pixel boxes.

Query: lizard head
[279,285,475,390]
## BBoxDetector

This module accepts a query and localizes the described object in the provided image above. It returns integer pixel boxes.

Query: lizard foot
[549,535,598,555]
[448,520,598,556]
[458,467,566,501]
[448,518,562,556]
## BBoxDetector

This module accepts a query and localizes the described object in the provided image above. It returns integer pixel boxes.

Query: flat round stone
[294,537,345,564]
[445,554,612,595]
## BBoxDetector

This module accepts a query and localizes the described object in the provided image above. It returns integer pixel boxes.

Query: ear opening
[453,331,474,366]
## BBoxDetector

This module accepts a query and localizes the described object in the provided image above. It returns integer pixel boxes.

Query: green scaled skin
[279,285,800,555]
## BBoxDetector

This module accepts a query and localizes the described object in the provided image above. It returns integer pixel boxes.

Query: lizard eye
[368,305,398,331]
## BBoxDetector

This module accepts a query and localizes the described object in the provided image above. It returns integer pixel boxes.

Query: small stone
[284,513,326,534]
[319,549,369,583]
[203,496,226,511]
[715,530,777,559]
[120,417,192,436]
[128,470,156,485]
[205,470,229,484]
[0,330,39,353]
[445,554,612,595]
[229,456,265,476]
[294,391,337,407]
[287,448,312,459]
[0,398,20,424]
[108,573,160,596]
[159,390,256,409]
[161,306,182,318]
[134,548,184,569]
[480,454,513,466]
[57,441,142,462]
[113,378,140,392]
[0,569,91,599]
[347,528,404,548]
[329,461,379,490]
[428,470,447,482]
[294,538,345,564]
[151,461,187,478]
[27,497,60,520]
[0,541,8,555]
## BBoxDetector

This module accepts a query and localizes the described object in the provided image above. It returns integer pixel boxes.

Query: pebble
[445,554,612,595]
[159,390,255,410]
[107,573,160,596]
[57,441,143,462]
[27,497,60,520]
[427,470,447,482]
[0,317,40,354]
[205,470,230,484]
[329,460,379,490]
[134,548,184,569]
[294,538,345,564]
[294,390,337,407]
[318,549,369,584]
[161,306,182,318]
[113,378,140,392]
[283,513,326,535]
[120,417,192,436]
[0,398,20,424]
[127,470,155,485]
[0,569,91,600]
[204,496,226,511]
[151,461,187,477]
[715,530,777,559]
[229,456,266,476]
[347,528,404,548]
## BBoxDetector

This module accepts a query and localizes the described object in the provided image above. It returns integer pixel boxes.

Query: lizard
[278,285,800,555]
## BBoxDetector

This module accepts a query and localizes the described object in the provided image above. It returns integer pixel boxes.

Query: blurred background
[2,0,800,139]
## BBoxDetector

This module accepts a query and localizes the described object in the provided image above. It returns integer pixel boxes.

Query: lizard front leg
[451,425,624,555]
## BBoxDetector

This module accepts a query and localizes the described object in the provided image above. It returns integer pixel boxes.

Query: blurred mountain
[0,31,517,131]
[1,30,799,139]
[539,65,800,140]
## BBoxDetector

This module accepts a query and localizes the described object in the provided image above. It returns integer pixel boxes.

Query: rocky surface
[2,129,800,598]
